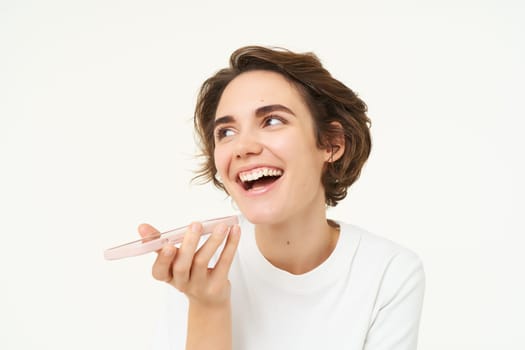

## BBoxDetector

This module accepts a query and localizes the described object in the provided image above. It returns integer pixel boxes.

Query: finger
[138,223,162,241]
[212,224,241,279]
[171,222,203,288]
[190,223,230,283]
[151,244,177,282]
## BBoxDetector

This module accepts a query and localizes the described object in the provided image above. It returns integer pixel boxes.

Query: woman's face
[213,70,332,225]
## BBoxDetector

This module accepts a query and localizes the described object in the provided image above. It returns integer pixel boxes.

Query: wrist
[186,299,232,350]
[188,298,231,313]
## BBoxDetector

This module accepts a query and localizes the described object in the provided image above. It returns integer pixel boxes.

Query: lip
[232,164,284,196]
[238,172,283,196]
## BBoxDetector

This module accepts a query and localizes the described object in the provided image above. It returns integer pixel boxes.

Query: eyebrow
[214,104,296,129]
[255,104,296,118]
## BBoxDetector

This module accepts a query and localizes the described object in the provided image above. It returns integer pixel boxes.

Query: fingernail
[190,223,199,233]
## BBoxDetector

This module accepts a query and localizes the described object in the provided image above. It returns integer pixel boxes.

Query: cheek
[267,130,305,156]
[213,147,229,176]
[271,129,320,159]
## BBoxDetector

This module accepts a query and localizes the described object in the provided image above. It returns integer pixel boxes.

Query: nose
[234,131,263,159]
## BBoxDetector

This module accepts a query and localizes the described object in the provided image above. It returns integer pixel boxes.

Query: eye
[263,115,285,127]
[215,127,236,141]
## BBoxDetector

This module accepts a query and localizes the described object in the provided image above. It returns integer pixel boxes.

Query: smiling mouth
[238,167,283,191]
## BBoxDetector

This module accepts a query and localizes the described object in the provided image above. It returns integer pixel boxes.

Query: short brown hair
[194,46,371,206]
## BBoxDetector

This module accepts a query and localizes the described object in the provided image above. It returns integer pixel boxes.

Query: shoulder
[336,225,426,348]
[339,222,425,296]
[341,222,423,271]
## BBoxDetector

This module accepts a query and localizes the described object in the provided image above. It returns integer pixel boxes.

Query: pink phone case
[103,215,239,260]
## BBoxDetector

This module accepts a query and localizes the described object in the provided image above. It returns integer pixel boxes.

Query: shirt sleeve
[363,251,426,350]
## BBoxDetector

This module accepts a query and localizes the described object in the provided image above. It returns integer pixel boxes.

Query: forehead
[215,70,308,118]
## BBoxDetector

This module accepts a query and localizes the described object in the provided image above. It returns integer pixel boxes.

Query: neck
[254,203,340,275]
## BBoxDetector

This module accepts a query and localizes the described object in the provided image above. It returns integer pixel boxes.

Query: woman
[139,46,425,350]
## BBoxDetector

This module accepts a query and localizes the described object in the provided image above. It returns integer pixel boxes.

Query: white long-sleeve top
[154,215,425,349]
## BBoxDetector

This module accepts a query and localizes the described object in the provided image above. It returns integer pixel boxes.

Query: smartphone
[103,215,239,260]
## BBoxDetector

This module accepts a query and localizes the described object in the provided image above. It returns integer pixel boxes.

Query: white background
[1,0,524,349]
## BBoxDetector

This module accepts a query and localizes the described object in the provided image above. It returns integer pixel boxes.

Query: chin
[236,203,283,225]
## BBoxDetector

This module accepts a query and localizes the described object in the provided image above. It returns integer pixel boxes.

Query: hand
[138,221,241,307]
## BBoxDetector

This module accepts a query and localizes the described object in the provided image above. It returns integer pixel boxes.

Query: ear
[323,121,345,163]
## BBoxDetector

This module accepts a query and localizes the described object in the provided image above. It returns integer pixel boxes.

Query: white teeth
[239,167,283,183]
